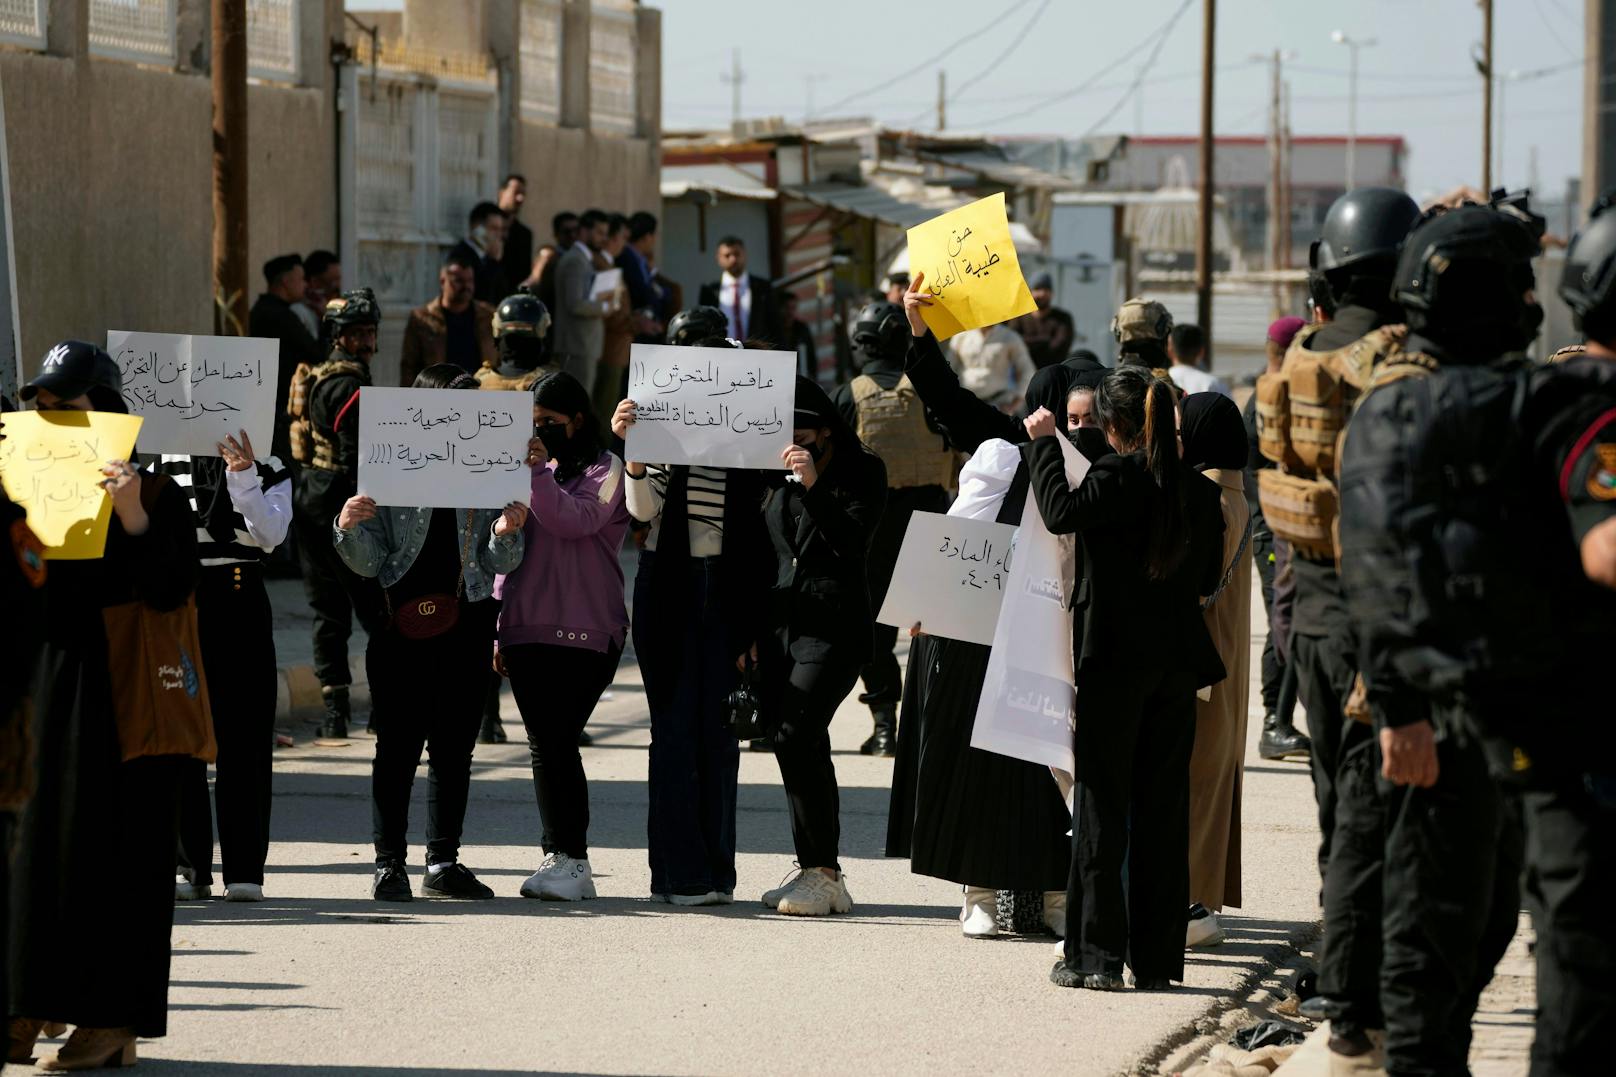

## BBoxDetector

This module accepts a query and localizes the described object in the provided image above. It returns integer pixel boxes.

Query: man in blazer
[400,254,496,386]
[553,209,615,395]
[698,236,783,348]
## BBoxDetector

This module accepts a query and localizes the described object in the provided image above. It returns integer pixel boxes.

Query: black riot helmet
[322,287,381,332]
[1312,187,1422,279]
[850,301,907,363]
[1393,201,1544,357]
[20,340,125,411]
[665,306,728,347]
[493,292,552,342]
[1560,188,1616,343]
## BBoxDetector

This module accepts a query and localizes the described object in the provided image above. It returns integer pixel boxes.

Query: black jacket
[249,292,322,460]
[763,445,888,664]
[293,359,369,520]
[502,218,533,291]
[1026,438,1225,689]
[698,276,784,348]
[903,331,1027,453]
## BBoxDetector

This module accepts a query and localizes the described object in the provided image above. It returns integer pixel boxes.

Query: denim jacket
[333,507,523,601]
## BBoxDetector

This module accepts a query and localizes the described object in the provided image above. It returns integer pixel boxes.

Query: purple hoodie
[495,452,630,653]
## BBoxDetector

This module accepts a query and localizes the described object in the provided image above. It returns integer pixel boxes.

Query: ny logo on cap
[43,344,70,369]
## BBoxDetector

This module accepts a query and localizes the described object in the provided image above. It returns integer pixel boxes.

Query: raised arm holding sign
[108,331,278,457]
[623,343,794,469]
[357,387,534,508]
[906,193,1038,341]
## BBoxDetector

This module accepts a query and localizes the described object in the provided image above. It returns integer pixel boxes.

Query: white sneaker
[762,865,807,908]
[519,852,597,901]
[776,869,853,917]
[175,875,212,901]
[224,883,264,902]
[1043,891,1068,938]
[1186,905,1224,948]
[961,887,999,938]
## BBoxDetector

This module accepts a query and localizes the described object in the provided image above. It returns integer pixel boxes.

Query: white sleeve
[949,439,1022,522]
[226,467,292,551]
[625,464,666,523]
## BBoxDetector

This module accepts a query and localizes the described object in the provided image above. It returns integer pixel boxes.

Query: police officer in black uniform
[289,288,387,741]
[831,302,953,756]
[1339,199,1539,1077]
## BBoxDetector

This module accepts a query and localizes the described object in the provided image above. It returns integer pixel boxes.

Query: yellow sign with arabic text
[0,410,144,559]
[906,192,1038,341]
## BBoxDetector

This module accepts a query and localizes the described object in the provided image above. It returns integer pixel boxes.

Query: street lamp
[1331,30,1378,190]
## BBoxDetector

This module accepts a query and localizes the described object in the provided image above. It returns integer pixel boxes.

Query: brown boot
[40,1027,137,1071]
[8,1018,68,1064]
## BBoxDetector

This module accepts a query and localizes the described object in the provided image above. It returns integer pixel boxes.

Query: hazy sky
[353,0,1587,203]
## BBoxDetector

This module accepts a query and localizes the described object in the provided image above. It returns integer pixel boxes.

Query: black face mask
[1068,426,1113,464]
[801,440,826,463]
[536,421,571,457]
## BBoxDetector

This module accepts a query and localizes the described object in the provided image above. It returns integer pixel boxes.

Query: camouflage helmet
[493,292,552,341]
[1110,297,1173,344]
[323,287,381,331]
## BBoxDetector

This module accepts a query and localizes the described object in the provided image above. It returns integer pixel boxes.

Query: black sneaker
[373,861,413,902]
[421,862,495,900]
[478,715,507,745]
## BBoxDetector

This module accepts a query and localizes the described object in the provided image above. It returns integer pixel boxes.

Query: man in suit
[553,208,616,395]
[400,252,497,386]
[497,175,532,293]
[248,253,323,463]
[698,236,782,347]
[448,201,508,305]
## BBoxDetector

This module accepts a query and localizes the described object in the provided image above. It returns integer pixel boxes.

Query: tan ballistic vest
[851,375,956,490]
[286,357,368,473]
[474,362,551,393]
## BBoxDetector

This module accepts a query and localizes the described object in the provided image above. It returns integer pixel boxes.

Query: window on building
[589,0,637,136]
[88,0,175,66]
[520,0,562,126]
[0,0,46,50]
[247,0,299,82]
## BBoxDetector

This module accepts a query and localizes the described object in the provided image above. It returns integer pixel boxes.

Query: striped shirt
[159,454,293,567]
[625,464,726,557]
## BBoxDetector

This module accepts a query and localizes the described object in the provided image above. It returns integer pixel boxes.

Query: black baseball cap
[19,340,123,403]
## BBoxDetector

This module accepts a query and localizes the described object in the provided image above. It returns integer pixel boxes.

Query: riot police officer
[475,292,555,394]
[664,305,729,348]
[831,301,954,756]
[1339,199,1540,1077]
[288,288,387,741]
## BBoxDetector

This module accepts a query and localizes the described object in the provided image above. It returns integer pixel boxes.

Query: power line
[1076,0,1197,139]
[948,0,1056,105]
[1534,0,1581,60]
[809,0,1038,118]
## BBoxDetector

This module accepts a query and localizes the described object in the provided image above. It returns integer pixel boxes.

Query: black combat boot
[859,705,897,757]
[1258,711,1311,761]
[478,673,506,744]
[316,685,350,744]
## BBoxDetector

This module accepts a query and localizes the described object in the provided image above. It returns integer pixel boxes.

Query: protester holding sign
[162,429,292,904]
[334,365,529,903]
[753,377,886,918]
[1022,367,1225,993]
[9,343,198,1071]
[494,371,630,902]
[614,331,773,907]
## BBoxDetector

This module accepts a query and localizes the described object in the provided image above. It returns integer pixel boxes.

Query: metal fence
[0,0,45,50]
[247,0,298,82]
[519,0,562,126]
[589,1,636,135]
[88,0,176,65]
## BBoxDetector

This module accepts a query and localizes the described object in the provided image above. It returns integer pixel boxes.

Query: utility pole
[1481,0,1493,191]
[1331,30,1376,190]
[1196,0,1216,359]
[212,0,248,337]
[1280,78,1293,270]
[1268,50,1282,313]
[937,70,947,132]
[721,48,744,129]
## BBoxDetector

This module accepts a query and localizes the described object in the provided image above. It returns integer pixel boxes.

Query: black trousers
[1316,721,1385,1029]
[1253,531,1283,713]
[294,510,386,689]
[177,564,277,886]
[1380,729,1522,1077]
[505,641,622,860]
[769,654,862,872]
[367,599,496,866]
[1522,777,1616,1077]
[858,485,949,710]
[1293,627,1356,876]
[1063,668,1198,982]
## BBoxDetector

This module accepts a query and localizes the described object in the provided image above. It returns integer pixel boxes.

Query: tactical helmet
[1111,297,1173,343]
[1560,188,1616,338]
[850,301,907,359]
[666,306,728,347]
[20,340,123,404]
[1312,187,1422,276]
[323,287,381,331]
[1393,202,1543,349]
[493,292,552,341]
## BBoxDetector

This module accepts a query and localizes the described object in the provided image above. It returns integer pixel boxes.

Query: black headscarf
[1021,363,1076,419]
[1179,392,1247,471]
[793,375,863,448]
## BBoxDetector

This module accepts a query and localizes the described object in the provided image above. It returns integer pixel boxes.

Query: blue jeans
[635,552,742,896]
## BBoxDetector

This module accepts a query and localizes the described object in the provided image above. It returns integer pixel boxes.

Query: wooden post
[1196,0,1216,361]
[212,0,248,336]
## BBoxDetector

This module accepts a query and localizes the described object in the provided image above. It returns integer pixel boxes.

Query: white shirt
[1169,363,1232,399]
[625,464,727,558]
[718,271,752,340]
[947,325,1037,408]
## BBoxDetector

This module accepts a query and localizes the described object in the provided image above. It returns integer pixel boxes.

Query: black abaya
[8,476,198,1038]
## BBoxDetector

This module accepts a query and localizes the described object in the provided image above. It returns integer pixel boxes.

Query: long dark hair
[531,370,605,480]
[1092,366,1188,580]
[412,364,479,391]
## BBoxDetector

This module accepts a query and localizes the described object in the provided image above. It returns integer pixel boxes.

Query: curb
[274,656,370,724]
